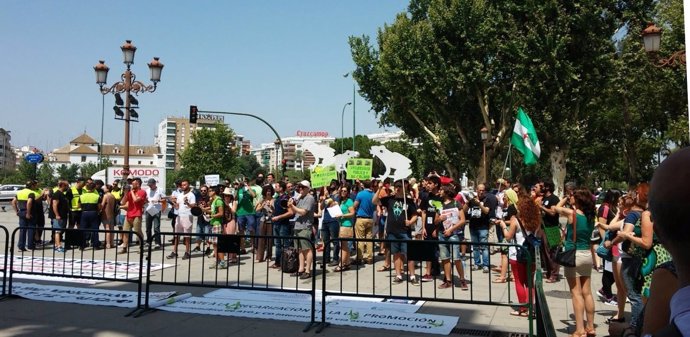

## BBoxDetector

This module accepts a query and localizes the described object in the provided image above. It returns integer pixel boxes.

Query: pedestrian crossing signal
[189,105,198,123]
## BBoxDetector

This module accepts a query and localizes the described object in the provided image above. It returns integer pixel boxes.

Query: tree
[37,164,55,187]
[178,122,239,183]
[350,0,668,194]
[79,162,101,180]
[330,135,381,158]
[55,164,80,182]
[231,155,264,180]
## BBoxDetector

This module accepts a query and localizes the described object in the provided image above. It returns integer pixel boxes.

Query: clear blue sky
[1,1,407,152]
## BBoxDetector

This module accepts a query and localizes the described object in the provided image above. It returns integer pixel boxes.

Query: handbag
[516,219,538,264]
[596,230,613,261]
[555,210,577,267]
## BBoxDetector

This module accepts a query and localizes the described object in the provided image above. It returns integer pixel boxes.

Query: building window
[81,156,86,162]
[137,149,144,154]
[137,161,141,165]
[150,161,154,165]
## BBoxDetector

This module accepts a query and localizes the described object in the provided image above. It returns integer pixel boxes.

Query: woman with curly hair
[497,190,540,317]
[554,188,597,337]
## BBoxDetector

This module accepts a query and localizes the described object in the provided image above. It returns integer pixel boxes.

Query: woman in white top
[498,190,541,317]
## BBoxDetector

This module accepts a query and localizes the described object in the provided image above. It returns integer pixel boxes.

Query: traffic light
[189,105,198,123]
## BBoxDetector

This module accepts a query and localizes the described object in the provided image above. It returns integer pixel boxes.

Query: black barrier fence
[0,225,8,297]
[0,224,553,336]
[7,226,145,315]
[317,237,535,336]
[139,231,319,331]
[534,244,557,337]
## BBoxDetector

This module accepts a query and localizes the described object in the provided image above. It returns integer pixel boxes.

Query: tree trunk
[550,147,568,197]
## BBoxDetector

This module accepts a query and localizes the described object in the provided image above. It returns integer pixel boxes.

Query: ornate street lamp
[480,126,489,184]
[94,40,164,182]
[641,23,688,143]
[642,23,686,68]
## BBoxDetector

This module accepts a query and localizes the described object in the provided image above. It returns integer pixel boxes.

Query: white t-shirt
[176,191,196,216]
[146,187,166,214]
[171,189,182,215]
[508,223,532,261]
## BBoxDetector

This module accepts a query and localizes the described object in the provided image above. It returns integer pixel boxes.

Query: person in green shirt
[207,186,226,269]
[554,188,597,337]
[235,177,257,253]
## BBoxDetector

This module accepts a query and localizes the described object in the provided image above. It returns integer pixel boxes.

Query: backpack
[281,246,299,273]
[516,219,539,264]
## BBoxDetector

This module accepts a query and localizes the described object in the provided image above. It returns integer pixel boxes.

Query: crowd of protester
[10,147,690,336]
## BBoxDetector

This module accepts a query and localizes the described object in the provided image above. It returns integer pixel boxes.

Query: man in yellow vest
[67,177,85,229]
[79,182,102,249]
[11,180,39,251]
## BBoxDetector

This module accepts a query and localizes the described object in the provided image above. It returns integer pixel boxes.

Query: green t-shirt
[565,213,594,251]
[236,187,256,216]
[339,198,354,227]
[210,197,224,226]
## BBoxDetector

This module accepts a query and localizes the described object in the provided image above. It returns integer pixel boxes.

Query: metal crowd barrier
[0,225,8,297]
[534,243,556,337]
[317,237,535,336]
[139,231,319,331]
[7,227,145,315]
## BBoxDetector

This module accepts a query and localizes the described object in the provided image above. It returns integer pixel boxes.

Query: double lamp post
[93,40,164,182]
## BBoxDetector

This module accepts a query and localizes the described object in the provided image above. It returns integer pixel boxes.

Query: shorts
[438,234,462,261]
[209,225,222,244]
[51,218,66,232]
[195,220,212,241]
[175,215,194,234]
[339,226,354,238]
[564,250,593,278]
[101,218,115,227]
[237,214,257,233]
[124,217,142,233]
[387,232,410,255]
[294,228,314,250]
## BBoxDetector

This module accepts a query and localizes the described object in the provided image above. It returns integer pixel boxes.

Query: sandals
[334,265,351,272]
[290,271,304,277]
[605,316,625,324]
[492,277,507,283]
[299,272,311,280]
[377,265,391,272]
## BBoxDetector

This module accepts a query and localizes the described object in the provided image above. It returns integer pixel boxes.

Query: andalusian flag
[511,107,541,165]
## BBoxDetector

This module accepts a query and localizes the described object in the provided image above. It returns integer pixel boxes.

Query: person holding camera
[167,179,196,260]
[463,184,497,273]
[270,181,295,269]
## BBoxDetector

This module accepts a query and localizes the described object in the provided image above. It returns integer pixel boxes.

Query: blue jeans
[195,218,211,242]
[470,227,489,268]
[621,257,643,330]
[320,221,340,263]
[17,211,36,250]
[273,223,292,264]
[81,211,101,247]
[146,212,161,245]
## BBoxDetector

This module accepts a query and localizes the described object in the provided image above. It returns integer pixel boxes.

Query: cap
[299,180,311,189]
[147,178,157,185]
[223,187,234,195]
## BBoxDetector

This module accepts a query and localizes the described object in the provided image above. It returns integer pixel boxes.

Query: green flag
[511,107,541,165]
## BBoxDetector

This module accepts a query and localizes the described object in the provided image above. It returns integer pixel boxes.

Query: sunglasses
[200,190,208,192]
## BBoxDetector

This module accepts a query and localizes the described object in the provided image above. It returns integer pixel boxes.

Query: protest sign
[310,166,337,188]
[11,282,175,308]
[346,158,373,180]
[204,174,220,187]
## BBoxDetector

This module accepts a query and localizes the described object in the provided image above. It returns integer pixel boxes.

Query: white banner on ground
[1,255,172,283]
[164,294,456,335]
[0,271,98,284]
[203,288,423,313]
[11,282,175,308]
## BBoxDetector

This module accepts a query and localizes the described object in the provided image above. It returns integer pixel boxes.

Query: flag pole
[501,140,513,180]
